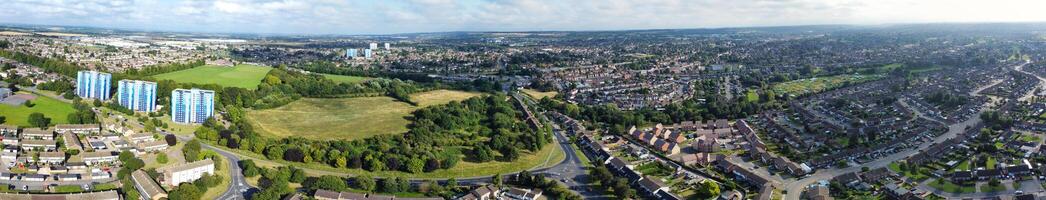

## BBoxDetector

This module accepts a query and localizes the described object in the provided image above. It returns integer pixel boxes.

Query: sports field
[321,73,372,84]
[153,64,272,90]
[246,90,483,140]
[0,92,76,127]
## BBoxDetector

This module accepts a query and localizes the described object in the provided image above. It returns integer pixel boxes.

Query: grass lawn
[571,144,593,167]
[52,185,84,193]
[247,90,481,141]
[772,74,882,96]
[927,179,975,193]
[200,155,233,200]
[888,162,930,181]
[230,139,565,179]
[0,92,76,127]
[521,88,557,100]
[322,73,372,84]
[92,183,118,191]
[979,184,1006,193]
[1018,134,1040,143]
[153,64,272,90]
[953,160,970,171]
[745,89,759,102]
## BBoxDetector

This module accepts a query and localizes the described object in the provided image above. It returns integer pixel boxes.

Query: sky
[3,0,1046,35]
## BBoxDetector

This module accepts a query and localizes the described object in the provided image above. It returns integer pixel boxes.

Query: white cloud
[1,0,1046,34]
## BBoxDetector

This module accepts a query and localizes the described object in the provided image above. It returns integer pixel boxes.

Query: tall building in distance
[384,42,390,50]
[346,48,357,58]
[76,70,112,100]
[364,49,373,59]
[369,42,378,50]
[117,80,157,112]
[171,88,215,124]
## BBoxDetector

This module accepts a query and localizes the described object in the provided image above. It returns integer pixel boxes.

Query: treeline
[0,50,81,77]
[197,94,548,174]
[924,91,968,109]
[119,60,206,77]
[538,93,774,135]
[240,159,461,200]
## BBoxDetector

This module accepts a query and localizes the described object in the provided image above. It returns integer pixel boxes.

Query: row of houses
[552,113,684,200]
[713,159,774,200]
[737,120,811,177]
[0,190,119,200]
[629,124,682,155]
[455,185,544,200]
[949,162,1033,182]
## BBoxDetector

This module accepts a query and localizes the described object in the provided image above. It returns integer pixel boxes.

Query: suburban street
[778,62,1020,200]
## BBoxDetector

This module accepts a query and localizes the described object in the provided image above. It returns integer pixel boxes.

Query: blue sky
[3,0,1046,35]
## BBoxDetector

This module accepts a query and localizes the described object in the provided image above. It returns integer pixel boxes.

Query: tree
[310,175,348,191]
[352,175,376,192]
[241,160,260,177]
[289,167,307,183]
[335,156,347,168]
[157,153,169,164]
[165,134,178,146]
[183,139,201,162]
[0,115,5,124]
[500,146,520,161]
[27,112,50,128]
[694,180,720,198]
[613,178,633,199]
[492,173,503,188]
[168,183,202,200]
[407,157,425,173]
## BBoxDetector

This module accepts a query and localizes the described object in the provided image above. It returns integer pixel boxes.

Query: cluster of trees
[588,164,636,199]
[27,112,51,128]
[115,150,147,200]
[980,111,1015,130]
[167,173,224,200]
[0,50,81,77]
[68,100,97,124]
[200,94,547,174]
[37,80,74,93]
[510,170,583,200]
[239,160,307,200]
[924,91,969,109]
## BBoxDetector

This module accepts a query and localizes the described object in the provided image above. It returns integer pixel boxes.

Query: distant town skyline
[3,0,1046,35]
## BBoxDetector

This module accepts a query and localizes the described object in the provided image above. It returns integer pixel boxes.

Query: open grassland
[153,64,272,90]
[322,73,373,84]
[411,89,484,107]
[772,74,882,96]
[246,90,483,141]
[0,92,76,127]
[247,96,414,141]
[521,88,558,99]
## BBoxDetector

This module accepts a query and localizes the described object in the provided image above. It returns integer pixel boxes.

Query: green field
[521,88,558,100]
[153,64,272,90]
[0,92,76,127]
[772,74,882,96]
[246,90,483,140]
[322,74,372,84]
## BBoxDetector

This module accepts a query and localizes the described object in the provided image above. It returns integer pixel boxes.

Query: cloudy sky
[3,0,1046,35]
